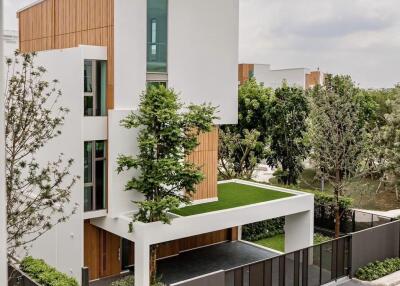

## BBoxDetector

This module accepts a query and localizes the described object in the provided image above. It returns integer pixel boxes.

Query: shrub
[110,275,165,286]
[242,218,285,241]
[111,275,135,286]
[313,233,332,245]
[355,258,400,281]
[20,256,79,286]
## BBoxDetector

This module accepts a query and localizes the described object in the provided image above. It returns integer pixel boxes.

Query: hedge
[242,191,353,241]
[355,258,400,281]
[20,256,79,286]
[111,275,135,286]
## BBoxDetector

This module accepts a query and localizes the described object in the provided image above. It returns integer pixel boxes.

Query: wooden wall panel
[238,63,254,85]
[17,0,114,109]
[84,221,121,281]
[187,128,219,201]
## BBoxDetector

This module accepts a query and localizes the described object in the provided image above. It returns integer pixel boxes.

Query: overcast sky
[4,0,400,88]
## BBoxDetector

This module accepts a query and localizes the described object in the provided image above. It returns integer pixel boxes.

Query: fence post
[352,211,356,232]
[348,235,353,278]
[82,267,89,286]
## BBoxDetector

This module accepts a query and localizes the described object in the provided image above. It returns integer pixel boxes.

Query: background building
[239,63,325,89]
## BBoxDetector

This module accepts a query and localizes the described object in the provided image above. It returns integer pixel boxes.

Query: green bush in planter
[110,275,164,286]
[242,218,285,241]
[355,258,400,281]
[20,256,79,286]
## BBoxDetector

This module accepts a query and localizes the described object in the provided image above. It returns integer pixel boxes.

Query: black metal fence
[225,236,351,286]
[315,208,393,236]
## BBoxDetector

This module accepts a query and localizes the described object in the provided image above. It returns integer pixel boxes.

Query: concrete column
[0,2,8,284]
[284,210,314,253]
[135,239,150,286]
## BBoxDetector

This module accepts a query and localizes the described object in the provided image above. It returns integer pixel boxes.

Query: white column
[284,210,314,253]
[0,1,8,284]
[135,239,150,286]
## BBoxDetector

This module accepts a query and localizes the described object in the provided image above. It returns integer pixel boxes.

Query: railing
[315,208,393,236]
[225,236,351,286]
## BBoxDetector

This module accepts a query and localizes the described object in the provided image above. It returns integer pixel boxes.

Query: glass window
[84,142,92,184]
[84,141,107,212]
[84,60,93,93]
[147,0,168,73]
[84,60,107,116]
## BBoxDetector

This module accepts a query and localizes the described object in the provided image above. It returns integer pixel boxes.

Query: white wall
[0,7,8,285]
[114,0,239,125]
[24,48,84,281]
[108,109,145,217]
[168,0,239,125]
[253,64,308,89]
[17,46,106,282]
[114,0,147,109]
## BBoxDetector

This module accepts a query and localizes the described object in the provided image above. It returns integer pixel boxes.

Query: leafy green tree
[267,84,310,185]
[308,75,369,237]
[219,79,271,179]
[117,86,217,283]
[5,52,78,257]
[373,94,400,199]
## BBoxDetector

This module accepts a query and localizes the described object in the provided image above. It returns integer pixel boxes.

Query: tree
[373,93,400,199]
[308,75,369,237]
[267,84,309,185]
[219,79,271,179]
[117,86,217,283]
[5,52,78,257]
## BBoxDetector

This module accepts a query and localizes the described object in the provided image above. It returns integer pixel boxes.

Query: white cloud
[4,0,400,88]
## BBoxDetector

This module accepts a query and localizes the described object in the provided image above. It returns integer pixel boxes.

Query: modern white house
[239,63,325,89]
[15,1,314,285]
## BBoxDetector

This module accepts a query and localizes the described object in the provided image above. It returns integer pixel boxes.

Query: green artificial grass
[255,234,285,252]
[172,182,293,216]
[253,233,333,253]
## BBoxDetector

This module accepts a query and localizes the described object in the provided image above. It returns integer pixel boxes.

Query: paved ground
[338,279,364,286]
[158,241,278,285]
[90,241,278,286]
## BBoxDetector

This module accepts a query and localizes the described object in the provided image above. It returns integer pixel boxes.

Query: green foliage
[5,51,78,256]
[308,74,370,236]
[219,79,272,179]
[117,85,216,284]
[118,85,217,224]
[314,191,353,210]
[267,84,310,185]
[20,256,79,286]
[111,275,135,286]
[356,258,400,281]
[242,218,285,241]
[313,233,332,244]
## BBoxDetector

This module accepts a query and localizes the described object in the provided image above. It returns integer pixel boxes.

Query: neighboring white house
[239,63,325,89]
[16,1,314,285]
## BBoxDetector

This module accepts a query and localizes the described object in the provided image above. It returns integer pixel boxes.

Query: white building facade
[15,1,314,285]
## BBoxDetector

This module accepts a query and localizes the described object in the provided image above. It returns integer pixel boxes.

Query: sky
[4,0,400,89]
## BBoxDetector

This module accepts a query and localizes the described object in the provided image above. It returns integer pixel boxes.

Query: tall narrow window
[147,0,168,73]
[84,60,107,116]
[84,141,107,212]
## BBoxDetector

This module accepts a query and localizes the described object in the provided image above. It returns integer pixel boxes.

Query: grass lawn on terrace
[172,182,294,216]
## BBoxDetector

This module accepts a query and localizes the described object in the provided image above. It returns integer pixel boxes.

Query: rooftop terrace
[172,182,294,216]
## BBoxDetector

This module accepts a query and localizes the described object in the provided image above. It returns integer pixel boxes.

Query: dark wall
[351,221,400,275]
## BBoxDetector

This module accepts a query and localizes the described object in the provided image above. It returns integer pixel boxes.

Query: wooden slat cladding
[187,128,219,201]
[238,63,254,85]
[17,0,114,109]
[84,221,121,281]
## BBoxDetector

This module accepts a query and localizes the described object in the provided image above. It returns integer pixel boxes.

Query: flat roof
[172,182,294,216]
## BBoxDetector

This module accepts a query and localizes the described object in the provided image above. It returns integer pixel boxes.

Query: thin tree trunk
[334,169,341,238]
[150,244,158,284]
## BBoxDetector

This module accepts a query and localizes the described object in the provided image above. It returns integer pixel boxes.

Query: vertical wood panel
[18,0,114,109]
[188,128,218,201]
